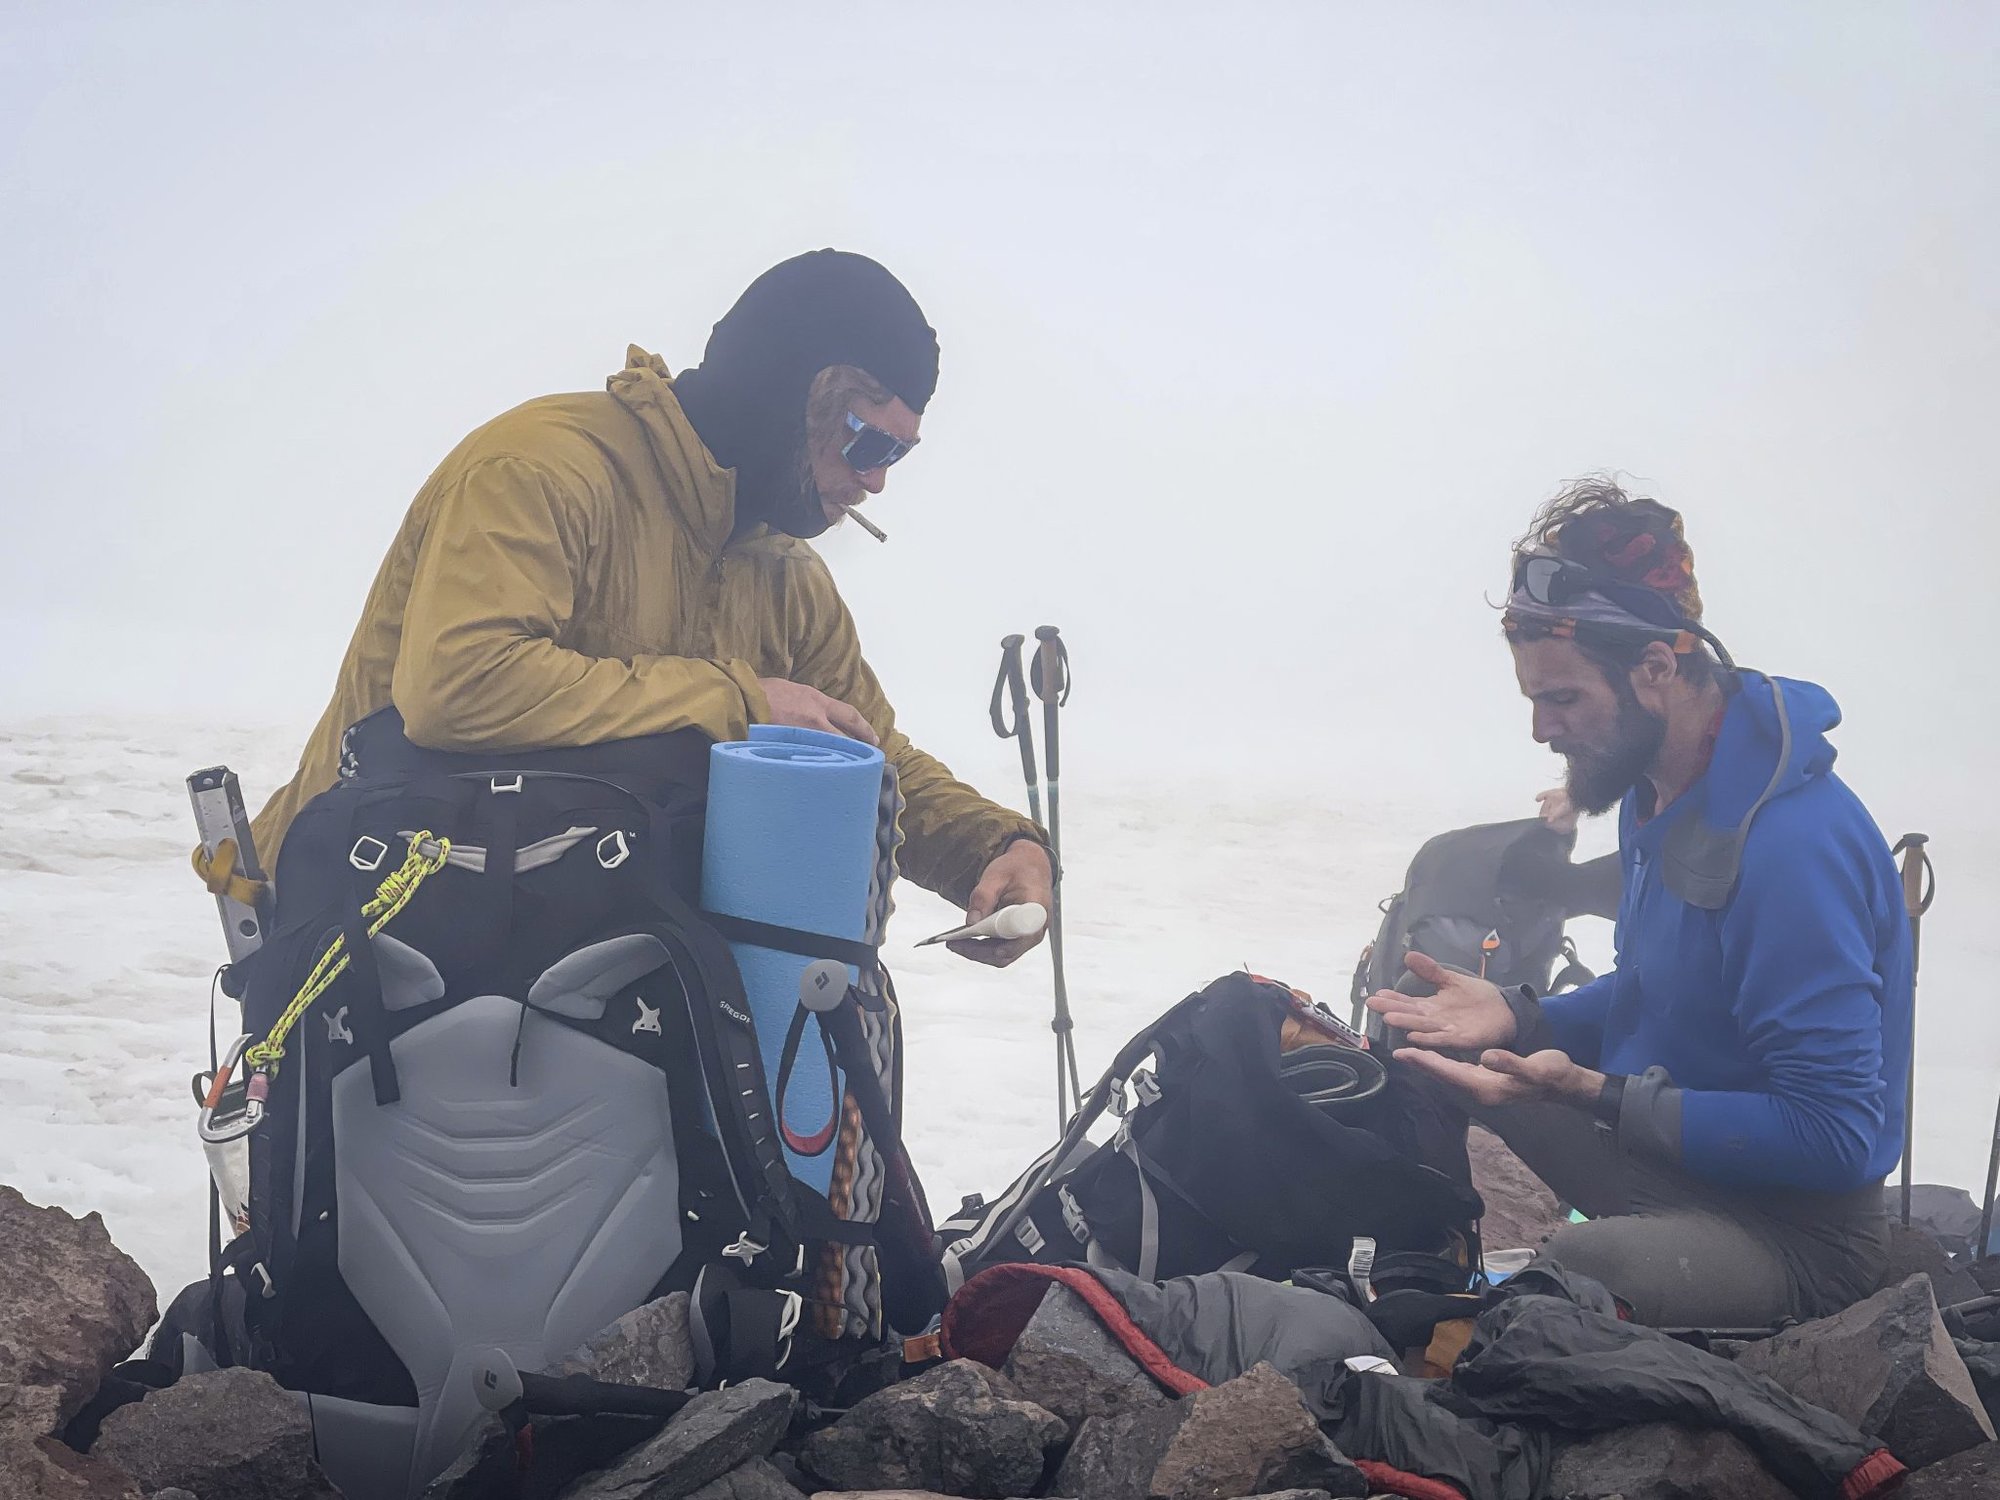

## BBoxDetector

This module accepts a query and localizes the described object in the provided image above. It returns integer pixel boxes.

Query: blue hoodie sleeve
[1536,972,1617,1067]
[1675,802,1891,1192]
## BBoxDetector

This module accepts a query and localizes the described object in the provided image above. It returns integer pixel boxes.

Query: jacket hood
[605,345,737,558]
[1644,670,1844,909]
[1703,672,1840,826]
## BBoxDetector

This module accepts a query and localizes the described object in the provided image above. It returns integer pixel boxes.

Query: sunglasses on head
[1510,552,1689,632]
[841,411,919,473]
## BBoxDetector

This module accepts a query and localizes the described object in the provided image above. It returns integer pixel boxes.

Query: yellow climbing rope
[243,832,452,1077]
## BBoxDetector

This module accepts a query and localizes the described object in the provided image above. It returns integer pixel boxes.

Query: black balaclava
[671,249,940,539]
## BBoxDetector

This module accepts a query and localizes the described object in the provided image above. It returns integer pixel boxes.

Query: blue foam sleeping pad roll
[701,725,885,1193]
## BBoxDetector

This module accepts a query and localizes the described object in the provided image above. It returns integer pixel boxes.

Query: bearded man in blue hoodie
[1370,479,1911,1326]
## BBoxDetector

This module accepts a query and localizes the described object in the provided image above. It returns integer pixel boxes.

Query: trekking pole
[989,635,1042,826]
[1032,625,1082,1126]
[1892,833,1934,1228]
[1977,1093,2000,1265]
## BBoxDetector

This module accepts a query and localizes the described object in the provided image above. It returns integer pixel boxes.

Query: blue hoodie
[1538,673,1913,1194]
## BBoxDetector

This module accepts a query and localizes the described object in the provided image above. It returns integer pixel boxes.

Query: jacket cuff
[1618,1065,1684,1166]
[1504,984,1552,1052]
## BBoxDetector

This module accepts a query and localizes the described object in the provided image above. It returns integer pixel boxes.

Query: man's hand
[950,839,1054,968]
[1537,786,1580,836]
[1364,950,1519,1052]
[1395,1046,1604,1110]
[758,679,879,746]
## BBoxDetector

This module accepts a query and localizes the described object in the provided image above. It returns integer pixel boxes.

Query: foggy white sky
[3,3,1996,832]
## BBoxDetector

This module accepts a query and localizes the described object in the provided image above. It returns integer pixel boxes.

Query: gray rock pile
[10,1172,2000,1500]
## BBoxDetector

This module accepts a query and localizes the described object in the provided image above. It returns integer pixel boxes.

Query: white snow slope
[2,715,1995,1306]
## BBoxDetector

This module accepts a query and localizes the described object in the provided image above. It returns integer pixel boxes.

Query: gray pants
[1481,1100,1889,1328]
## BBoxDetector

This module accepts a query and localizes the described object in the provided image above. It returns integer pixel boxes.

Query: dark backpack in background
[1350,818,1609,1041]
[939,972,1484,1296]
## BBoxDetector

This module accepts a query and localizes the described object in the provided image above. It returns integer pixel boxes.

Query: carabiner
[197,1033,268,1144]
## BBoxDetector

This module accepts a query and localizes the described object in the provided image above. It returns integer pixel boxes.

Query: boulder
[1879,1221,1986,1309]
[683,1457,810,1500]
[422,1411,665,1498]
[1053,1363,1368,1500]
[0,1186,158,1449]
[1467,1126,1566,1252]
[145,1491,200,1500]
[1548,1421,1792,1499]
[560,1379,796,1500]
[999,1282,1171,1431]
[1734,1274,1996,1468]
[90,1367,340,1500]
[552,1293,696,1393]
[1898,1439,2000,1498]
[0,1436,145,1499]
[798,1359,1065,1499]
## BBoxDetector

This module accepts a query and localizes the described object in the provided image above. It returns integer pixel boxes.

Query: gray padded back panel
[303,1393,419,1500]
[331,994,681,1498]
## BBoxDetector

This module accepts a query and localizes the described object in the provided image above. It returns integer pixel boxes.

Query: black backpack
[938,972,1483,1296]
[1350,818,1603,1038]
[184,719,940,1498]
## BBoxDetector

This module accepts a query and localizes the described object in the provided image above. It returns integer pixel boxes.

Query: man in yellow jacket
[248,249,1051,965]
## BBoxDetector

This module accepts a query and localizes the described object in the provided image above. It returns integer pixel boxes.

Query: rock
[798,1359,1065,1499]
[145,1491,200,1500]
[1734,1273,1996,1468]
[1898,1439,2000,1498]
[1467,1125,1566,1251]
[1053,1363,1368,1500]
[0,1186,159,1449]
[1880,1222,1986,1308]
[1000,1282,1171,1431]
[1228,1491,1333,1500]
[684,1457,809,1500]
[552,1293,696,1393]
[559,1379,795,1500]
[422,1410,665,1498]
[0,1437,145,1498]
[90,1367,339,1500]
[1548,1422,1791,1500]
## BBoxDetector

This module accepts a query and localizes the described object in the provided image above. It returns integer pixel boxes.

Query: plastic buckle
[1132,1069,1163,1108]
[721,1232,767,1264]
[774,1289,803,1371]
[1108,1078,1129,1118]
[349,835,389,871]
[595,829,631,870]
[490,774,524,795]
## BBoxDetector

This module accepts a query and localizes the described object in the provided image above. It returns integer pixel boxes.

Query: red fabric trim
[1354,1459,1467,1500]
[940,1263,1207,1397]
[1837,1448,1905,1500]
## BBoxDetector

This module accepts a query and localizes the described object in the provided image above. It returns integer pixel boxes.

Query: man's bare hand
[757,679,879,746]
[1537,786,1580,836]
[1364,950,1519,1053]
[950,840,1054,968]
[1394,1046,1603,1110]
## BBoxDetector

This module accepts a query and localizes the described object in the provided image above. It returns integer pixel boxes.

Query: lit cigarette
[843,505,888,543]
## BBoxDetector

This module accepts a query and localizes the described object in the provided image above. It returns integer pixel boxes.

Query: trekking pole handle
[991,634,1027,738]
[1893,833,1933,918]
[1032,626,1068,779]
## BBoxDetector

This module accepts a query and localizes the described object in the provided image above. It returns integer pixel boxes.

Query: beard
[1558,679,1667,815]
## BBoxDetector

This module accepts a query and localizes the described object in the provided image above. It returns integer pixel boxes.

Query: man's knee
[1535,1212,1794,1328]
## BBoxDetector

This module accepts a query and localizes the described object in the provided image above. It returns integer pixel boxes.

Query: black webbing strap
[774,1003,840,1158]
[703,911,879,970]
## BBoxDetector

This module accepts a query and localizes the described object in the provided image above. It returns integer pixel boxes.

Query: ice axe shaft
[1893,833,1933,1228]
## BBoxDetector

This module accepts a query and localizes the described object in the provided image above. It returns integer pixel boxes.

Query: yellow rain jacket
[250,347,1037,906]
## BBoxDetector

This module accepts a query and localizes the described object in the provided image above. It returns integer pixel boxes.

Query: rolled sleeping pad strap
[701,725,885,1192]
